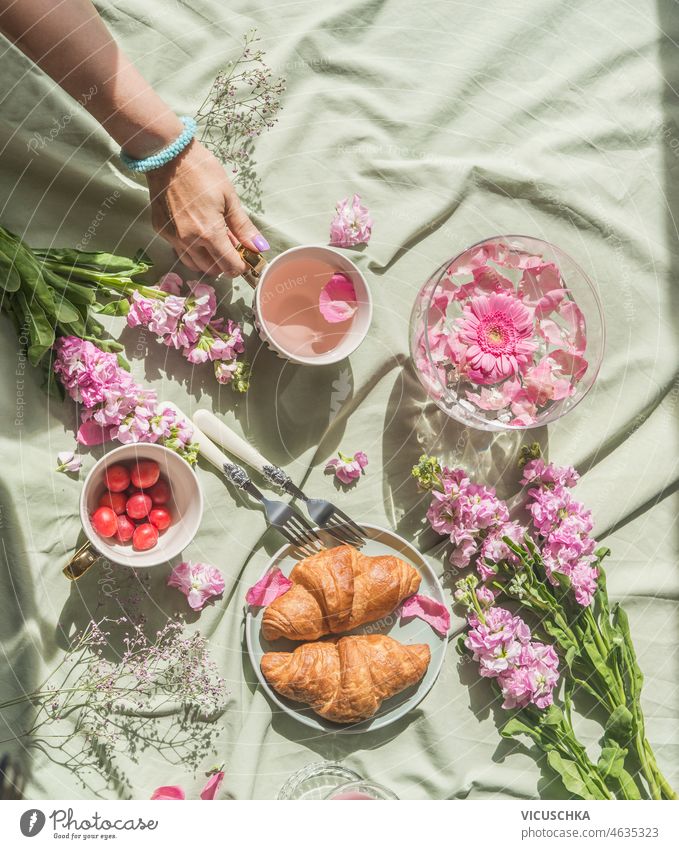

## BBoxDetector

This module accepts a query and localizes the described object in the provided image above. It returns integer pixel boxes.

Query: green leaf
[541,618,579,654]
[605,705,635,745]
[16,291,55,366]
[501,716,544,745]
[50,294,82,324]
[616,768,642,800]
[546,750,598,800]
[612,605,644,696]
[541,704,564,727]
[93,298,130,316]
[0,248,21,292]
[598,742,627,780]
[565,646,577,669]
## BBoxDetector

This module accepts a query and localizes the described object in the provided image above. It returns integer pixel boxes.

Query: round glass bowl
[409,235,605,431]
[325,780,399,800]
[277,762,362,800]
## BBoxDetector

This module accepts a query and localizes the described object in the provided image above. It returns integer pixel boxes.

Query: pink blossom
[457,293,537,384]
[127,291,155,328]
[148,295,186,338]
[325,450,368,484]
[246,567,293,607]
[214,361,238,384]
[182,282,217,341]
[329,193,373,247]
[167,561,225,611]
[521,459,579,488]
[400,594,451,635]
[319,273,358,323]
[498,642,559,710]
[158,272,183,295]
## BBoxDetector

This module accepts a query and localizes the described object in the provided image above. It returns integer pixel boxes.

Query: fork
[193,409,367,548]
[177,408,325,557]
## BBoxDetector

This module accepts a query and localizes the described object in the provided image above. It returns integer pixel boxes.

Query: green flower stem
[42,263,162,300]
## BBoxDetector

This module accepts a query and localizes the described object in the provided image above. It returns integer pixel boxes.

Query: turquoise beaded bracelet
[120,116,197,173]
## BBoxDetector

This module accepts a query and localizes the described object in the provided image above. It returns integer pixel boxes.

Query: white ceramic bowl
[79,443,203,568]
[253,244,373,365]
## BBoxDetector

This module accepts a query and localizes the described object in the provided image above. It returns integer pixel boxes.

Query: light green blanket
[1,0,678,800]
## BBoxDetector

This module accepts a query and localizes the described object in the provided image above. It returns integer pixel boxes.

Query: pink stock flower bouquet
[412,450,676,800]
[410,236,605,430]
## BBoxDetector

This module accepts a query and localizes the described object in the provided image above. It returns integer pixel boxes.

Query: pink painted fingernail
[253,234,270,252]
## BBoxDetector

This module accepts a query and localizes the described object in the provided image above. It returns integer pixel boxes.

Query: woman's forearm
[0,0,182,156]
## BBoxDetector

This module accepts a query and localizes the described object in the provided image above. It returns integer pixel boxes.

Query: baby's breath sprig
[196,28,286,208]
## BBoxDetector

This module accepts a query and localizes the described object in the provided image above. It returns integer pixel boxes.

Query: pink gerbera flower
[457,293,537,384]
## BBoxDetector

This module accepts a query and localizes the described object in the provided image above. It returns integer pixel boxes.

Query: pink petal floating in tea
[246,567,293,607]
[400,594,451,636]
[77,420,111,446]
[319,273,358,323]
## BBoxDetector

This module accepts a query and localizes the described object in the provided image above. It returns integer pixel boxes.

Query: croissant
[261,545,421,641]
[261,634,431,724]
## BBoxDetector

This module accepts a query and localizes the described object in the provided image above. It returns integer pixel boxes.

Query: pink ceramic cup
[253,245,372,366]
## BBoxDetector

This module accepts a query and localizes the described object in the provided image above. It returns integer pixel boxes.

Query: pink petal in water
[400,593,451,636]
[319,273,358,324]
[246,567,293,607]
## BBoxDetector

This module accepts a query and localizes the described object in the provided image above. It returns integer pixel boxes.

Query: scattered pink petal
[151,785,186,800]
[329,193,372,247]
[56,450,82,473]
[200,771,224,800]
[76,420,111,446]
[325,450,368,485]
[452,265,514,302]
[246,567,293,607]
[168,561,225,611]
[319,273,358,323]
[401,594,451,635]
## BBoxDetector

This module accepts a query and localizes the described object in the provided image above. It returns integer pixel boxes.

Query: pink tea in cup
[255,245,372,365]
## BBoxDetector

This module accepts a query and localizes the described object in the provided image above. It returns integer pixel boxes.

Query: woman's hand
[146,140,269,277]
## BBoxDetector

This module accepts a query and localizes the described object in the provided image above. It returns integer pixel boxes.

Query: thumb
[224,195,270,253]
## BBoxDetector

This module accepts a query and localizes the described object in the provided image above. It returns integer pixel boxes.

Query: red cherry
[149,507,172,531]
[98,491,127,515]
[92,506,117,538]
[115,514,135,543]
[126,492,152,520]
[130,460,160,490]
[147,478,172,506]
[132,523,158,551]
[104,464,131,493]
